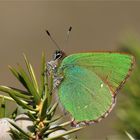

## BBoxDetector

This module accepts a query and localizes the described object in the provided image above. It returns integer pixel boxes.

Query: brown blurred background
[0,1,140,140]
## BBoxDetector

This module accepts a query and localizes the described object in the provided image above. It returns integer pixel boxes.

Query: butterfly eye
[55,53,61,59]
[53,50,63,60]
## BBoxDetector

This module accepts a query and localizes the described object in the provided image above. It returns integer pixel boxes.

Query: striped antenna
[66,26,72,41]
[46,30,60,50]
[61,26,72,51]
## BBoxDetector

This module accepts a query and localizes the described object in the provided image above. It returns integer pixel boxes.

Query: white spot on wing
[84,105,88,109]
[101,84,103,88]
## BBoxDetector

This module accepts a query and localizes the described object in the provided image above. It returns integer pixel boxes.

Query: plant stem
[0,95,14,101]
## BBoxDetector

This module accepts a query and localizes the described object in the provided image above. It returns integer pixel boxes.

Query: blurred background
[0,1,140,140]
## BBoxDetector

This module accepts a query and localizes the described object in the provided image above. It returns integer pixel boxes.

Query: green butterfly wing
[58,65,113,122]
[58,53,134,123]
[59,53,134,94]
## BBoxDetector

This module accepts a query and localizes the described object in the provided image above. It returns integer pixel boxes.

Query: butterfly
[46,28,135,126]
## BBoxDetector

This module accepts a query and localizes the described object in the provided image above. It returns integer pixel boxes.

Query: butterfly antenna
[62,26,72,51]
[46,30,60,50]
[66,26,72,41]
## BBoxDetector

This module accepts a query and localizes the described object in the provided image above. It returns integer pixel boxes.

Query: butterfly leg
[53,76,63,89]
[47,61,55,76]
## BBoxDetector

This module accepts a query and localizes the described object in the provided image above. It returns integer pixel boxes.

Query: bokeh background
[0,1,140,140]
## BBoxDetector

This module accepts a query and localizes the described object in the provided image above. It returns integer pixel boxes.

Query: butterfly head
[53,50,66,61]
[46,27,72,61]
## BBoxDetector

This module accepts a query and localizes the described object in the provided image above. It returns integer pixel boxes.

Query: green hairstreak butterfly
[46,27,134,126]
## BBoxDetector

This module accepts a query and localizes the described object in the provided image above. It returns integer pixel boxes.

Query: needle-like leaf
[17,65,41,104]
[45,127,84,140]
[1,86,36,111]
[40,52,47,97]
[23,54,39,94]
[47,72,53,107]
[9,121,33,139]
[9,66,29,90]
[39,97,48,121]
[9,65,41,104]
[44,115,63,124]
[10,128,22,139]
[27,111,37,121]
[0,96,6,118]
[0,86,32,101]
[0,95,14,101]
[10,87,31,95]
[125,131,135,140]
[47,102,58,116]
